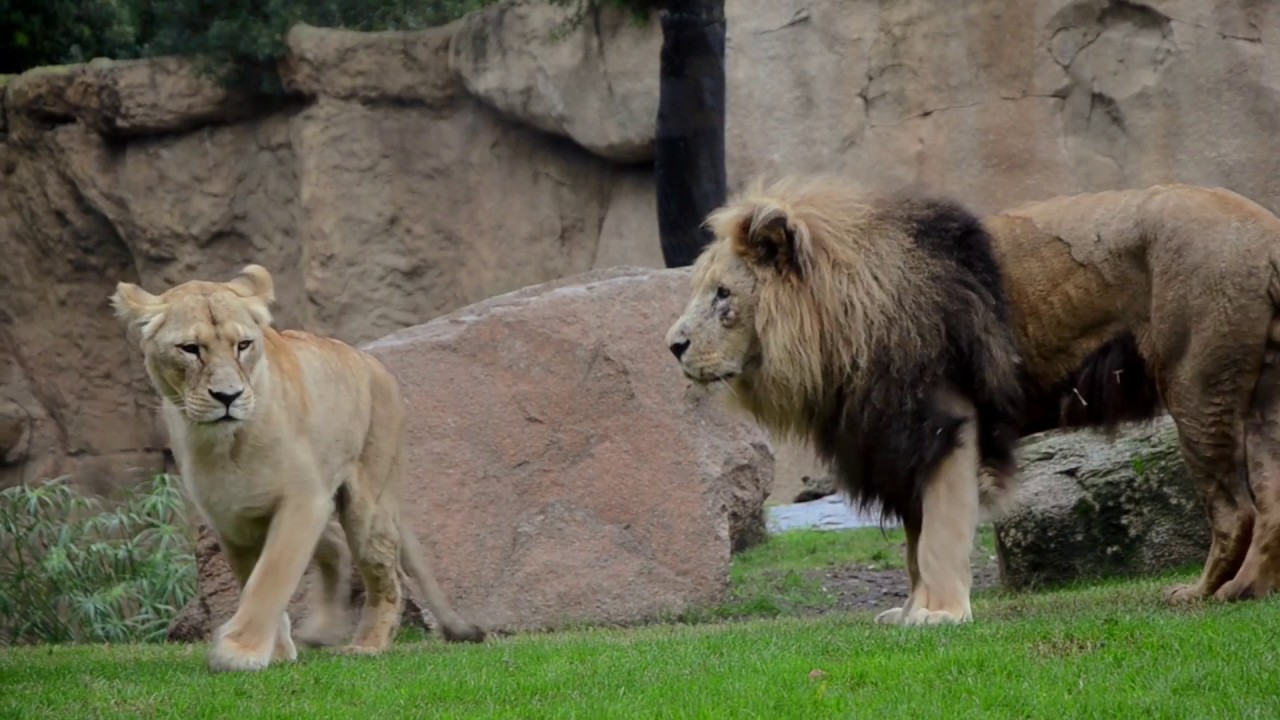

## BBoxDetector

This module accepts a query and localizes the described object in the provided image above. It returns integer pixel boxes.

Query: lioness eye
[237,340,252,352]
[715,286,731,300]
[178,344,200,357]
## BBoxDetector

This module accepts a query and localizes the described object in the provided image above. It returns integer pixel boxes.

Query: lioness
[111,264,484,672]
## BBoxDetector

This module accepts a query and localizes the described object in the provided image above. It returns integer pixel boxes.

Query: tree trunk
[654,0,727,268]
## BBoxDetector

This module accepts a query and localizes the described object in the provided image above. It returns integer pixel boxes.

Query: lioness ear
[226,264,275,305]
[226,264,275,328]
[737,209,813,279]
[110,282,162,324]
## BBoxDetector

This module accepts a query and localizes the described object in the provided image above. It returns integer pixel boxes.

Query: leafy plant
[0,473,196,646]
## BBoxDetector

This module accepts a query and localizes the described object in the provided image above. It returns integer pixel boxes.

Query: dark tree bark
[654,0,727,269]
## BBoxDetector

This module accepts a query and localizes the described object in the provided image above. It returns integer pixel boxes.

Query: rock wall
[0,8,664,492]
[6,0,1280,499]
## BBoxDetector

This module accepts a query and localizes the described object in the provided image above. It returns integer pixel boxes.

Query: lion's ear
[110,282,162,324]
[226,264,275,327]
[738,210,813,279]
[227,264,275,305]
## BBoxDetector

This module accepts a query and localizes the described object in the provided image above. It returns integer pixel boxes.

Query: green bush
[0,474,196,646]
[140,0,502,95]
[1,0,500,83]
[1,0,670,88]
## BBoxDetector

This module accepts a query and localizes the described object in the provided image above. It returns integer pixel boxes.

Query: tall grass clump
[0,473,196,646]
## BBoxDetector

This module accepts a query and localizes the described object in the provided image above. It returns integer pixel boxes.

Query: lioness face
[665,245,761,384]
[111,266,276,426]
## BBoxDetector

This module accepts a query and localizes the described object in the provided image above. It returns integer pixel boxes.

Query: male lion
[111,265,485,672]
[668,176,1280,623]
[666,175,1027,625]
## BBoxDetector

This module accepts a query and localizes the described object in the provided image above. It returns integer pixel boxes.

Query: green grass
[3,528,1275,719]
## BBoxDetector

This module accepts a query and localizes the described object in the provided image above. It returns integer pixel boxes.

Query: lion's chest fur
[162,403,336,548]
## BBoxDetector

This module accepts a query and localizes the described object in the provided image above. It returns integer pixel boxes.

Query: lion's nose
[669,339,691,360]
[209,389,243,408]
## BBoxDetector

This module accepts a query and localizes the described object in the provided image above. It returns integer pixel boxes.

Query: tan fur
[111,265,484,673]
[666,175,1017,625]
[986,184,1280,604]
[875,387,981,626]
[685,175,1018,444]
[670,176,1280,619]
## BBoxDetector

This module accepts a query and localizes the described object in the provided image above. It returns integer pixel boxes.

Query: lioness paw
[442,622,487,644]
[335,643,385,657]
[295,612,349,648]
[873,607,907,625]
[901,608,971,626]
[208,635,274,673]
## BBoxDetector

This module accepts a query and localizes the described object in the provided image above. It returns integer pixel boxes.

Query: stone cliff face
[4,0,1280,495]
[0,6,662,491]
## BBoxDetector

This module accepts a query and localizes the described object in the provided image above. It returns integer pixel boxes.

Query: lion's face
[665,245,762,384]
[111,265,276,426]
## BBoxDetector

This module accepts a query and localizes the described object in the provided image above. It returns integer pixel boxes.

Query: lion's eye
[178,343,200,357]
[237,340,252,353]
[715,285,731,300]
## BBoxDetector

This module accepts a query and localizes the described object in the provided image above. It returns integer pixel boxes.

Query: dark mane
[810,196,1025,528]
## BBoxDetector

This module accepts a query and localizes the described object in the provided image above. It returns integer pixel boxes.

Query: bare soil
[813,561,1001,615]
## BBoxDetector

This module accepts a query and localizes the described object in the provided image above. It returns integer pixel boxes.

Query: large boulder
[362,267,773,633]
[994,415,1210,590]
[449,0,661,163]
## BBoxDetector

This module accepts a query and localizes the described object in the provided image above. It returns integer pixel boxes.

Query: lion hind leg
[337,473,403,656]
[1161,382,1257,604]
[295,519,353,648]
[1217,337,1280,602]
[900,398,980,627]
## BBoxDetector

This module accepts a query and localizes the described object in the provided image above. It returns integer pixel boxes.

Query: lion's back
[273,329,404,461]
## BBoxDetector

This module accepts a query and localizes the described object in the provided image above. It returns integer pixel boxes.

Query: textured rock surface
[0,20,650,490]
[362,267,773,632]
[167,524,428,643]
[794,472,838,503]
[994,416,1210,590]
[450,0,661,163]
[724,0,1280,215]
[9,0,1280,502]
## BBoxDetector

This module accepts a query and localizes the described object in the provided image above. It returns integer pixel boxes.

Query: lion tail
[398,522,487,643]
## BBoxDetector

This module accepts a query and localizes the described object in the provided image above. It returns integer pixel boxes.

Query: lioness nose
[209,389,243,408]
[669,339,691,360]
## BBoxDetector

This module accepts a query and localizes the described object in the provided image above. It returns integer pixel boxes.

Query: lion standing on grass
[667,175,1027,624]
[111,265,484,672]
[667,175,1280,624]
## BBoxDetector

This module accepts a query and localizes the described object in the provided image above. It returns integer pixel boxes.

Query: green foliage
[543,0,661,41]
[0,0,498,84]
[0,0,149,73]
[0,474,196,646]
[141,0,500,96]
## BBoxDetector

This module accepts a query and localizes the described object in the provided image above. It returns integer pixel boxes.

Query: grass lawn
[3,526,1277,719]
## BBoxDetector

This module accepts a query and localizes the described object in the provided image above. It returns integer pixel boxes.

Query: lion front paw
[901,608,971,626]
[1213,576,1274,603]
[208,626,274,673]
[1164,582,1209,605]
[874,607,907,625]
[335,643,386,657]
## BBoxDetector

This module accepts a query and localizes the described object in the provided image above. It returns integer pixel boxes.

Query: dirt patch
[812,561,1001,615]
